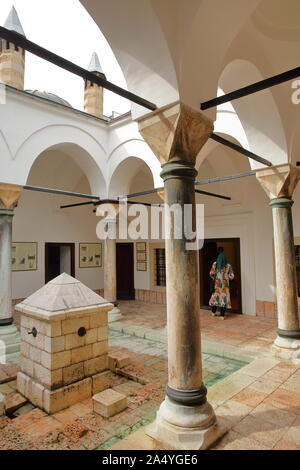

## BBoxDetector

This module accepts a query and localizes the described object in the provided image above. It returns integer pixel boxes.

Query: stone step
[93,388,127,418]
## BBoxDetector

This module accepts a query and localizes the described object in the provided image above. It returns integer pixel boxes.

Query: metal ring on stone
[277,328,300,340]
[166,384,207,407]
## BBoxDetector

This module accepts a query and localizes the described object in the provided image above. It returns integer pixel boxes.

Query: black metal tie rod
[121,171,258,199]
[24,185,100,199]
[60,200,101,209]
[0,27,157,112]
[119,186,231,201]
[195,171,256,186]
[210,133,272,167]
[201,66,300,110]
[195,189,231,201]
[60,199,163,209]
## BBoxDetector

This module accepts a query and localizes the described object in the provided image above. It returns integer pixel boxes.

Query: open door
[45,243,75,284]
[199,238,242,314]
[116,243,135,300]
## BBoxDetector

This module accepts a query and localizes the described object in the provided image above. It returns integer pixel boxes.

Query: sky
[0,0,130,116]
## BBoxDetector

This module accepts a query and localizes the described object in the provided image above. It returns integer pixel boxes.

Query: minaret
[84,52,106,118]
[0,6,26,90]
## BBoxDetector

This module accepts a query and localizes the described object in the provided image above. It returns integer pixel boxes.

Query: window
[155,248,166,287]
[295,246,300,297]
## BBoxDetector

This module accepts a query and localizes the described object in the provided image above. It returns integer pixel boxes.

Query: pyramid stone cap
[4,6,26,37]
[88,52,106,79]
[15,273,113,321]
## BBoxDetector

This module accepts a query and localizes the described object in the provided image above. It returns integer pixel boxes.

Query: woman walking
[209,247,234,319]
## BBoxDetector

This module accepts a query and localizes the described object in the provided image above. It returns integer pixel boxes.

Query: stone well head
[15,273,113,414]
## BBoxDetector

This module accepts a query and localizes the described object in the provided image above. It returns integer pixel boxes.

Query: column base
[108,306,122,323]
[271,335,300,365]
[0,324,21,363]
[146,397,227,450]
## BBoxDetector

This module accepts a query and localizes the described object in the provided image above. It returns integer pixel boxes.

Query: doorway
[116,243,134,300]
[199,238,242,314]
[45,243,75,284]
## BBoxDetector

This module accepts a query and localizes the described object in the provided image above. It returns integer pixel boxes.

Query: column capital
[137,101,213,166]
[256,163,300,200]
[0,183,23,210]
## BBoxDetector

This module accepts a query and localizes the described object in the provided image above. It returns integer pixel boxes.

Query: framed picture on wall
[136,242,146,252]
[12,242,38,271]
[79,243,102,268]
[137,261,147,272]
[136,242,147,271]
[137,251,147,261]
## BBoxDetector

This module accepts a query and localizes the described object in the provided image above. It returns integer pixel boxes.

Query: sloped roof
[19,273,109,313]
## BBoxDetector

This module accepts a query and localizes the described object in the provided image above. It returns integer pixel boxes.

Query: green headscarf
[216,252,227,271]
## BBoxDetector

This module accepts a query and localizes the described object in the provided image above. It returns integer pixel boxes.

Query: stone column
[138,102,226,450]
[0,183,23,363]
[257,164,300,364]
[103,219,122,323]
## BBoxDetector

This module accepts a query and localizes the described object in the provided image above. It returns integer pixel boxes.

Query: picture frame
[137,251,147,261]
[137,261,147,272]
[136,242,146,252]
[12,242,38,272]
[79,243,102,268]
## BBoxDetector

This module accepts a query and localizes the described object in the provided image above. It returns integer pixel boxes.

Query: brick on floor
[22,416,62,439]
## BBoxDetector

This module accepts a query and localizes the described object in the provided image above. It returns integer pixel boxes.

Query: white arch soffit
[0,129,13,183]
[197,133,250,172]
[170,0,261,116]
[108,139,162,189]
[12,125,108,196]
[81,0,179,120]
[81,1,262,120]
[108,156,155,199]
[290,123,300,165]
[219,60,288,170]
[214,87,250,151]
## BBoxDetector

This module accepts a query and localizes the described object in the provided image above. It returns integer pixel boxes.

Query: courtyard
[0,303,299,451]
[0,0,300,454]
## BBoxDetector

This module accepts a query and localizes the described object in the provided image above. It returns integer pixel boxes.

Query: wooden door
[199,238,242,313]
[116,243,134,300]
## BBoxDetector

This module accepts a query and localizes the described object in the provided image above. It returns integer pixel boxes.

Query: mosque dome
[25,90,73,108]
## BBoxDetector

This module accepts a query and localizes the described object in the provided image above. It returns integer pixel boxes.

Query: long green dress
[209,262,234,309]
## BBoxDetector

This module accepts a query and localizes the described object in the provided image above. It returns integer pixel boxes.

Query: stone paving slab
[109,357,300,451]
[111,302,276,363]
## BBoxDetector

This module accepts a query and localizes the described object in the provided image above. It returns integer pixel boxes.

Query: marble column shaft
[270,197,300,337]
[0,210,14,325]
[137,103,227,450]
[256,164,300,355]
[161,161,205,403]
